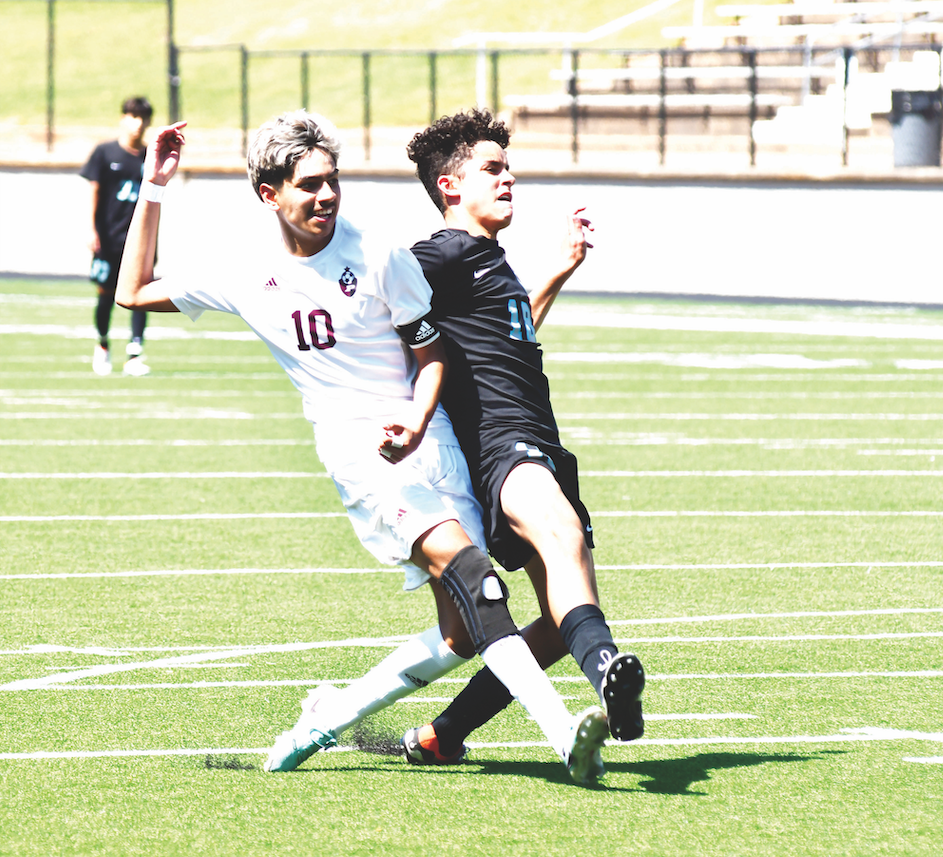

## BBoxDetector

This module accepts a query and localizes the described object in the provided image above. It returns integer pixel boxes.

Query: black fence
[18,0,943,168]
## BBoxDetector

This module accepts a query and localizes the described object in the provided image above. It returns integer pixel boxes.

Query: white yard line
[0,512,347,523]
[4,510,943,524]
[0,567,393,581]
[556,413,943,421]
[2,727,941,761]
[8,672,940,691]
[0,472,327,479]
[6,469,943,479]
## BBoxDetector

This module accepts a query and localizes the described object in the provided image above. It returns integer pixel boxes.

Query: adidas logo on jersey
[263,278,280,291]
[414,320,436,343]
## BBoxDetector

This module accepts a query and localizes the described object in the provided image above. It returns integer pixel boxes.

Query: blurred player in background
[115,110,611,786]
[81,96,154,376]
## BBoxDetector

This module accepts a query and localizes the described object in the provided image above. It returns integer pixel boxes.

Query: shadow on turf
[604,751,843,795]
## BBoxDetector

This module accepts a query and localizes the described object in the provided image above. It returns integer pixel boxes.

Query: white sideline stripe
[0,513,347,523]
[581,470,943,477]
[595,511,943,517]
[4,727,940,761]
[652,671,943,680]
[0,412,300,421]
[0,567,393,581]
[0,637,415,691]
[14,672,942,691]
[599,563,943,572]
[905,757,943,764]
[607,606,943,625]
[548,312,943,341]
[4,564,943,584]
[0,439,313,447]
[4,510,942,524]
[613,632,943,644]
[472,727,943,750]
[557,413,943,421]
[7,469,943,480]
[560,391,943,400]
[0,472,327,480]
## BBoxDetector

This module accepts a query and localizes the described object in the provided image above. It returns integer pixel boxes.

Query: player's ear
[436,173,459,204]
[258,183,280,211]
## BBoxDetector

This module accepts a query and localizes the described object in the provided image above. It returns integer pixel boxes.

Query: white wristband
[140,181,166,203]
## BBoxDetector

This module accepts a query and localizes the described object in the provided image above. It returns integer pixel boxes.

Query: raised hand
[145,121,187,186]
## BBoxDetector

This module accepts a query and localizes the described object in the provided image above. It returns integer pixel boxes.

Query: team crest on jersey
[338,267,357,296]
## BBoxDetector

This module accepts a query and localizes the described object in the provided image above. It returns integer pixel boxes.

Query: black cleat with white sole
[601,652,645,741]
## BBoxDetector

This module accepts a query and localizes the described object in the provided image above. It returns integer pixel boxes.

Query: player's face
[447,140,514,239]
[119,113,150,149]
[265,147,341,257]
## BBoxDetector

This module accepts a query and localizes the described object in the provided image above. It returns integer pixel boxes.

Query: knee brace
[439,545,518,655]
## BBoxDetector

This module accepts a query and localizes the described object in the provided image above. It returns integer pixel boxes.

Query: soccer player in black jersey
[399,108,646,769]
[81,97,154,376]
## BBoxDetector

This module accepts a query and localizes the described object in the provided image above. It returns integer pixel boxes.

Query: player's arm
[528,207,594,330]
[379,331,447,464]
[87,180,101,254]
[115,122,188,313]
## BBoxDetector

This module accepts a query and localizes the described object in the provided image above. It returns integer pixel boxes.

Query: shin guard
[439,545,518,654]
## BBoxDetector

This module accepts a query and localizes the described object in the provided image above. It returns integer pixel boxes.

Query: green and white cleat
[263,685,340,772]
[564,706,608,786]
[263,725,337,772]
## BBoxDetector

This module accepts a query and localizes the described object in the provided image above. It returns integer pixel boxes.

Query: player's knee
[438,545,518,655]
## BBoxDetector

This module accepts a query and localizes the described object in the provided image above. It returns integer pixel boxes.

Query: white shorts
[315,412,486,590]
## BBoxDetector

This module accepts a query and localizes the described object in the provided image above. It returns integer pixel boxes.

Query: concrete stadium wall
[2,167,942,306]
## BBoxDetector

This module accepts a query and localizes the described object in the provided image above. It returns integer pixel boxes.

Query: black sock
[431,667,513,755]
[95,293,113,344]
[559,604,618,698]
[131,310,147,343]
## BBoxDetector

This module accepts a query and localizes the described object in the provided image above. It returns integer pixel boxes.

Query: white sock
[481,634,573,760]
[319,626,468,736]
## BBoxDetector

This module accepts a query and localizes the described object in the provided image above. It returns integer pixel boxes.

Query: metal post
[490,50,499,115]
[167,0,180,123]
[659,50,667,166]
[748,49,758,167]
[46,0,55,152]
[429,51,437,126]
[301,52,309,111]
[842,46,852,167]
[240,45,249,157]
[569,48,580,164]
[362,52,372,162]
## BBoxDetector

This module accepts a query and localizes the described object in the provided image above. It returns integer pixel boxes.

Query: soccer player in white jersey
[115,110,608,785]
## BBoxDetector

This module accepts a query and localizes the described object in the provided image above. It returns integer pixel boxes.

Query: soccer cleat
[402,724,467,765]
[601,652,646,742]
[564,706,608,786]
[123,356,150,376]
[263,685,340,773]
[92,345,112,376]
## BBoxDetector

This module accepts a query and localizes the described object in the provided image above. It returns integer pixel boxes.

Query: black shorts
[90,253,120,292]
[476,433,594,572]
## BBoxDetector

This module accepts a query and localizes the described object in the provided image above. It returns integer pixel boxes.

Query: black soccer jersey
[411,228,560,473]
[80,139,146,259]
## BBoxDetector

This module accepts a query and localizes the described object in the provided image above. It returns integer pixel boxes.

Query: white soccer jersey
[166,216,438,429]
[163,215,483,587]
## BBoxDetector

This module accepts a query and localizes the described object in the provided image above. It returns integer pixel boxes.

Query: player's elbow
[115,266,144,309]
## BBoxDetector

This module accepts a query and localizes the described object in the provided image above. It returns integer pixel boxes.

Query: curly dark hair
[406,108,511,214]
